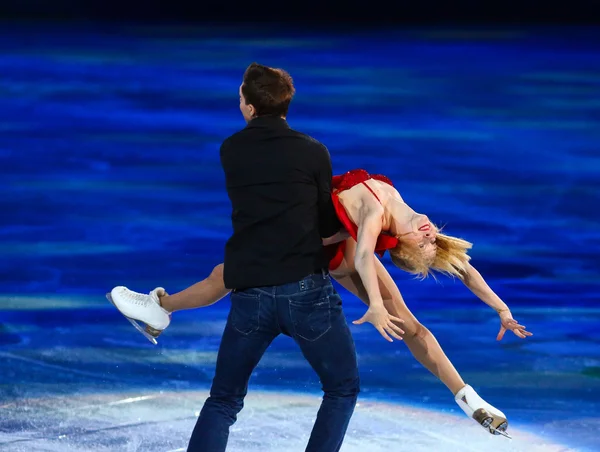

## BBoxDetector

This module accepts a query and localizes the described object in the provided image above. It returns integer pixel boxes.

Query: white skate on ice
[106,286,171,345]
[455,384,511,438]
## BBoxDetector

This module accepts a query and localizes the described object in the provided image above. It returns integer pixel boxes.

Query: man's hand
[322,228,351,246]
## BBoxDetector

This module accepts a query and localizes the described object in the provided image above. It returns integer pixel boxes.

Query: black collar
[245,115,289,129]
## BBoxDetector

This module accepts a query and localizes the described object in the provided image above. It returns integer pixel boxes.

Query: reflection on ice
[0,390,574,452]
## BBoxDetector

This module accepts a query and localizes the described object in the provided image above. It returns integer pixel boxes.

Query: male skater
[110,63,360,452]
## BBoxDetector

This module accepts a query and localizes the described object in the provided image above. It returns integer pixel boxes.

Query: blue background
[1,24,599,451]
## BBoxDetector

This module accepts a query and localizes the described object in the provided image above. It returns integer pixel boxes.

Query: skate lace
[130,292,151,306]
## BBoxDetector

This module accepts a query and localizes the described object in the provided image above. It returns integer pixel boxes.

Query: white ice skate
[106,286,171,345]
[455,385,511,438]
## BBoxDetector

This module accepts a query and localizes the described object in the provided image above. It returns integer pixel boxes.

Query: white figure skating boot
[106,286,171,345]
[455,384,511,438]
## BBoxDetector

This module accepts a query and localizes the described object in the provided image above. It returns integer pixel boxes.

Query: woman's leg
[148,249,463,395]
[160,264,231,312]
[331,239,465,395]
[108,264,230,344]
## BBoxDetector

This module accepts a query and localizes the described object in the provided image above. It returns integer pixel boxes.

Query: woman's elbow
[354,250,371,269]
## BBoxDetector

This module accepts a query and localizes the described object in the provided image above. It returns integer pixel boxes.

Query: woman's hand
[353,303,405,342]
[497,309,533,340]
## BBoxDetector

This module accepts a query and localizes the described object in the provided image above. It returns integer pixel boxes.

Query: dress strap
[361,181,382,204]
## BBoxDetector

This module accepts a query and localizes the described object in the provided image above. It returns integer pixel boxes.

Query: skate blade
[106,293,158,345]
[492,427,512,439]
[491,421,512,439]
[473,408,511,439]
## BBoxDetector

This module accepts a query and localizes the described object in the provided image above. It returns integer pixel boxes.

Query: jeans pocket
[230,291,260,335]
[289,295,331,342]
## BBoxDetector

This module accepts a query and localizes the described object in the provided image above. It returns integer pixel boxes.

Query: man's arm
[322,229,351,246]
[315,145,343,238]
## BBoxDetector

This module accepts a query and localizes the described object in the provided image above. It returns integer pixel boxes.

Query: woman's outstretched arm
[460,263,533,340]
[353,205,405,342]
[460,263,508,313]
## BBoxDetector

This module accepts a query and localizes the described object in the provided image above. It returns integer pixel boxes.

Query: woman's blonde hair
[389,224,472,279]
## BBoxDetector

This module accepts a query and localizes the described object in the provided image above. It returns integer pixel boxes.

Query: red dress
[327,169,399,271]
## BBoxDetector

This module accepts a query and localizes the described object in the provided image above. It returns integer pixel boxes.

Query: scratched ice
[0,390,576,452]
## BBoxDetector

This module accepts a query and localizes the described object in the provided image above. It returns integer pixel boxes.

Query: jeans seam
[289,296,331,342]
[231,295,260,335]
[288,286,326,299]
[273,293,282,334]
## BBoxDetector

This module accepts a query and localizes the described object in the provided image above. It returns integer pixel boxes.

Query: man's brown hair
[242,63,295,117]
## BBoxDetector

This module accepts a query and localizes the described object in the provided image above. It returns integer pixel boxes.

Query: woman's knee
[384,300,427,339]
[403,319,429,340]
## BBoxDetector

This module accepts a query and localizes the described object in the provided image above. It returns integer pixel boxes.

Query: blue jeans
[187,271,360,452]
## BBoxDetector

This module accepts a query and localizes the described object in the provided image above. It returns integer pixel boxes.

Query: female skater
[108,169,531,438]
